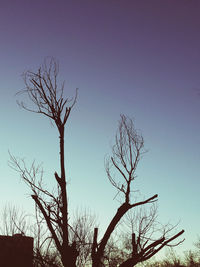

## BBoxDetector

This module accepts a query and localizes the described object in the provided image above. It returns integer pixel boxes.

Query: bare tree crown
[18,58,77,130]
[106,115,146,204]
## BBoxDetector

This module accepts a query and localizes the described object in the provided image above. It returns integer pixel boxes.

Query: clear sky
[0,0,200,259]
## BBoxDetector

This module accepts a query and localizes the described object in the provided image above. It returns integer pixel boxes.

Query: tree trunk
[119,258,138,267]
[61,245,78,267]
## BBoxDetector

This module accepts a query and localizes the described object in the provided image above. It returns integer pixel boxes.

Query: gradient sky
[0,0,200,259]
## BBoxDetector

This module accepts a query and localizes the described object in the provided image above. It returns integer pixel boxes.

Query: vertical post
[92,228,98,255]
[92,228,98,266]
[132,233,137,257]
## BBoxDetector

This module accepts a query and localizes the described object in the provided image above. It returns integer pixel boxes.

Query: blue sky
[0,0,200,258]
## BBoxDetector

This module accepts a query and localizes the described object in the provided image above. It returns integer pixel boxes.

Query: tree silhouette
[10,58,78,267]
[91,115,184,267]
[10,58,184,267]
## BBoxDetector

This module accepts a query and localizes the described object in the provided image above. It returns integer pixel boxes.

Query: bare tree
[10,58,78,267]
[32,202,63,267]
[0,204,29,236]
[70,210,97,267]
[91,115,184,267]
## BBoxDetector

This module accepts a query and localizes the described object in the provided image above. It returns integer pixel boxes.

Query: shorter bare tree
[91,115,184,267]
